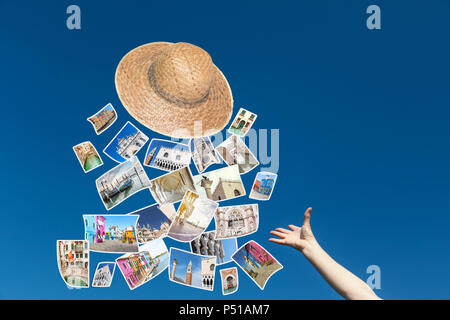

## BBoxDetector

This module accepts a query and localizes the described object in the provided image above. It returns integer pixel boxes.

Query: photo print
[168,191,219,242]
[116,238,169,290]
[220,267,238,295]
[214,204,259,239]
[249,171,278,201]
[193,165,246,202]
[149,166,195,205]
[231,240,283,290]
[189,137,220,174]
[144,139,191,172]
[83,215,139,253]
[103,121,149,163]
[127,203,175,244]
[56,240,89,288]
[73,141,103,173]
[169,248,217,291]
[228,108,257,137]
[96,156,150,210]
[92,262,116,287]
[216,135,259,174]
[87,103,117,135]
[190,230,237,265]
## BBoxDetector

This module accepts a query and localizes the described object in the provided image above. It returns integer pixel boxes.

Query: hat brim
[115,42,233,138]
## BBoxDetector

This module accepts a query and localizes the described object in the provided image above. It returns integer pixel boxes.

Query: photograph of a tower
[149,166,196,205]
[189,137,220,173]
[128,203,174,243]
[169,248,216,291]
[84,215,139,253]
[96,156,150,210]
[193,165,245,202]
[144,139,191,172]
[232,240,283,290]
[73,141,103,173]
[87,103,117,135]
[190,231,237,265]
[103,121,149,163]
[168,191,218,242]
[56,240,89,288]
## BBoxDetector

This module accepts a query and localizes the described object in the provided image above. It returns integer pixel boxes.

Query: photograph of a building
[189,137,220,173]
[193,165,245,202]
[87,103,117,135]
[96,156,150,210]
[228,108,257,137]
[116,239,169,290]
[190,231,237,265]
[169,248,216,291]
[249,171,278,201]
[149,166,195,205]
[168,191,218,242]
[144,139,191,171]
[128,203,174,243]
[104,121,149,163]
[73,141,103,173]
[56,240,89,288]
[92,262,115,287]
[220,267,238,295]
[216,135,259,174]
[215,204,259,239]
[232,240,283,290]
[84,215,139,253]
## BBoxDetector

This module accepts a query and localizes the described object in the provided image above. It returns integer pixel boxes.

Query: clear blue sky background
[132,204,171,229]
[1,0,450,299]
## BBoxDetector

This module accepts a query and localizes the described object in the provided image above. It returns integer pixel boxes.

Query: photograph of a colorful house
[116,252,154,289]
[253,174,275,196]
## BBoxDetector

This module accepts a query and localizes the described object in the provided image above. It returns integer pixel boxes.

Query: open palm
[269,207,315,252]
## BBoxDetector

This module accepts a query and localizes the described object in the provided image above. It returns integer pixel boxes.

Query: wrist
[301,238,322,260]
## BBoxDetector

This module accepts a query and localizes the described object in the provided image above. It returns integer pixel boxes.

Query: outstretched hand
[269,207,317,254]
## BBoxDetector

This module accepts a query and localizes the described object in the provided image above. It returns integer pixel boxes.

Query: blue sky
[1,0,450,299]
[132,204,171,229]
[90,103,115,118]
[103,122,141,162]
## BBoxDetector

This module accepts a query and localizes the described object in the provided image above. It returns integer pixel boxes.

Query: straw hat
[115,42,233,138]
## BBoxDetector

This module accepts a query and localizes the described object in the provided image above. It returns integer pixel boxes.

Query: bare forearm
[302,241,381,300]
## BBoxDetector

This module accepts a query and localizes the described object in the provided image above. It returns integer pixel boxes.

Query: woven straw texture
[115,42,233,138]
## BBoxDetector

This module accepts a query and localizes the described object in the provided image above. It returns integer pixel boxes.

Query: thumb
[303,207,312,228]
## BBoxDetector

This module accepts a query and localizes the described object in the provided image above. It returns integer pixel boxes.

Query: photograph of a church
[190,230,237,265]
[220,267,238,295]
[189,137,220,173]
[193,165,246,202]
[232,240,283,290]
[216,135,259,174]
[92,262,115,287]
[214,204,259,239]
[128,203,175,243]
[103,121,149,163]
[228,108,257,137]
[249,171,278,201]
[169,248,217,291]
[149,166,196,205]
[168,191,218,242]
[144,139,191,172]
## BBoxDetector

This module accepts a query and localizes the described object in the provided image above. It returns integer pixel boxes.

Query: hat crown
[152,43,214,104]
